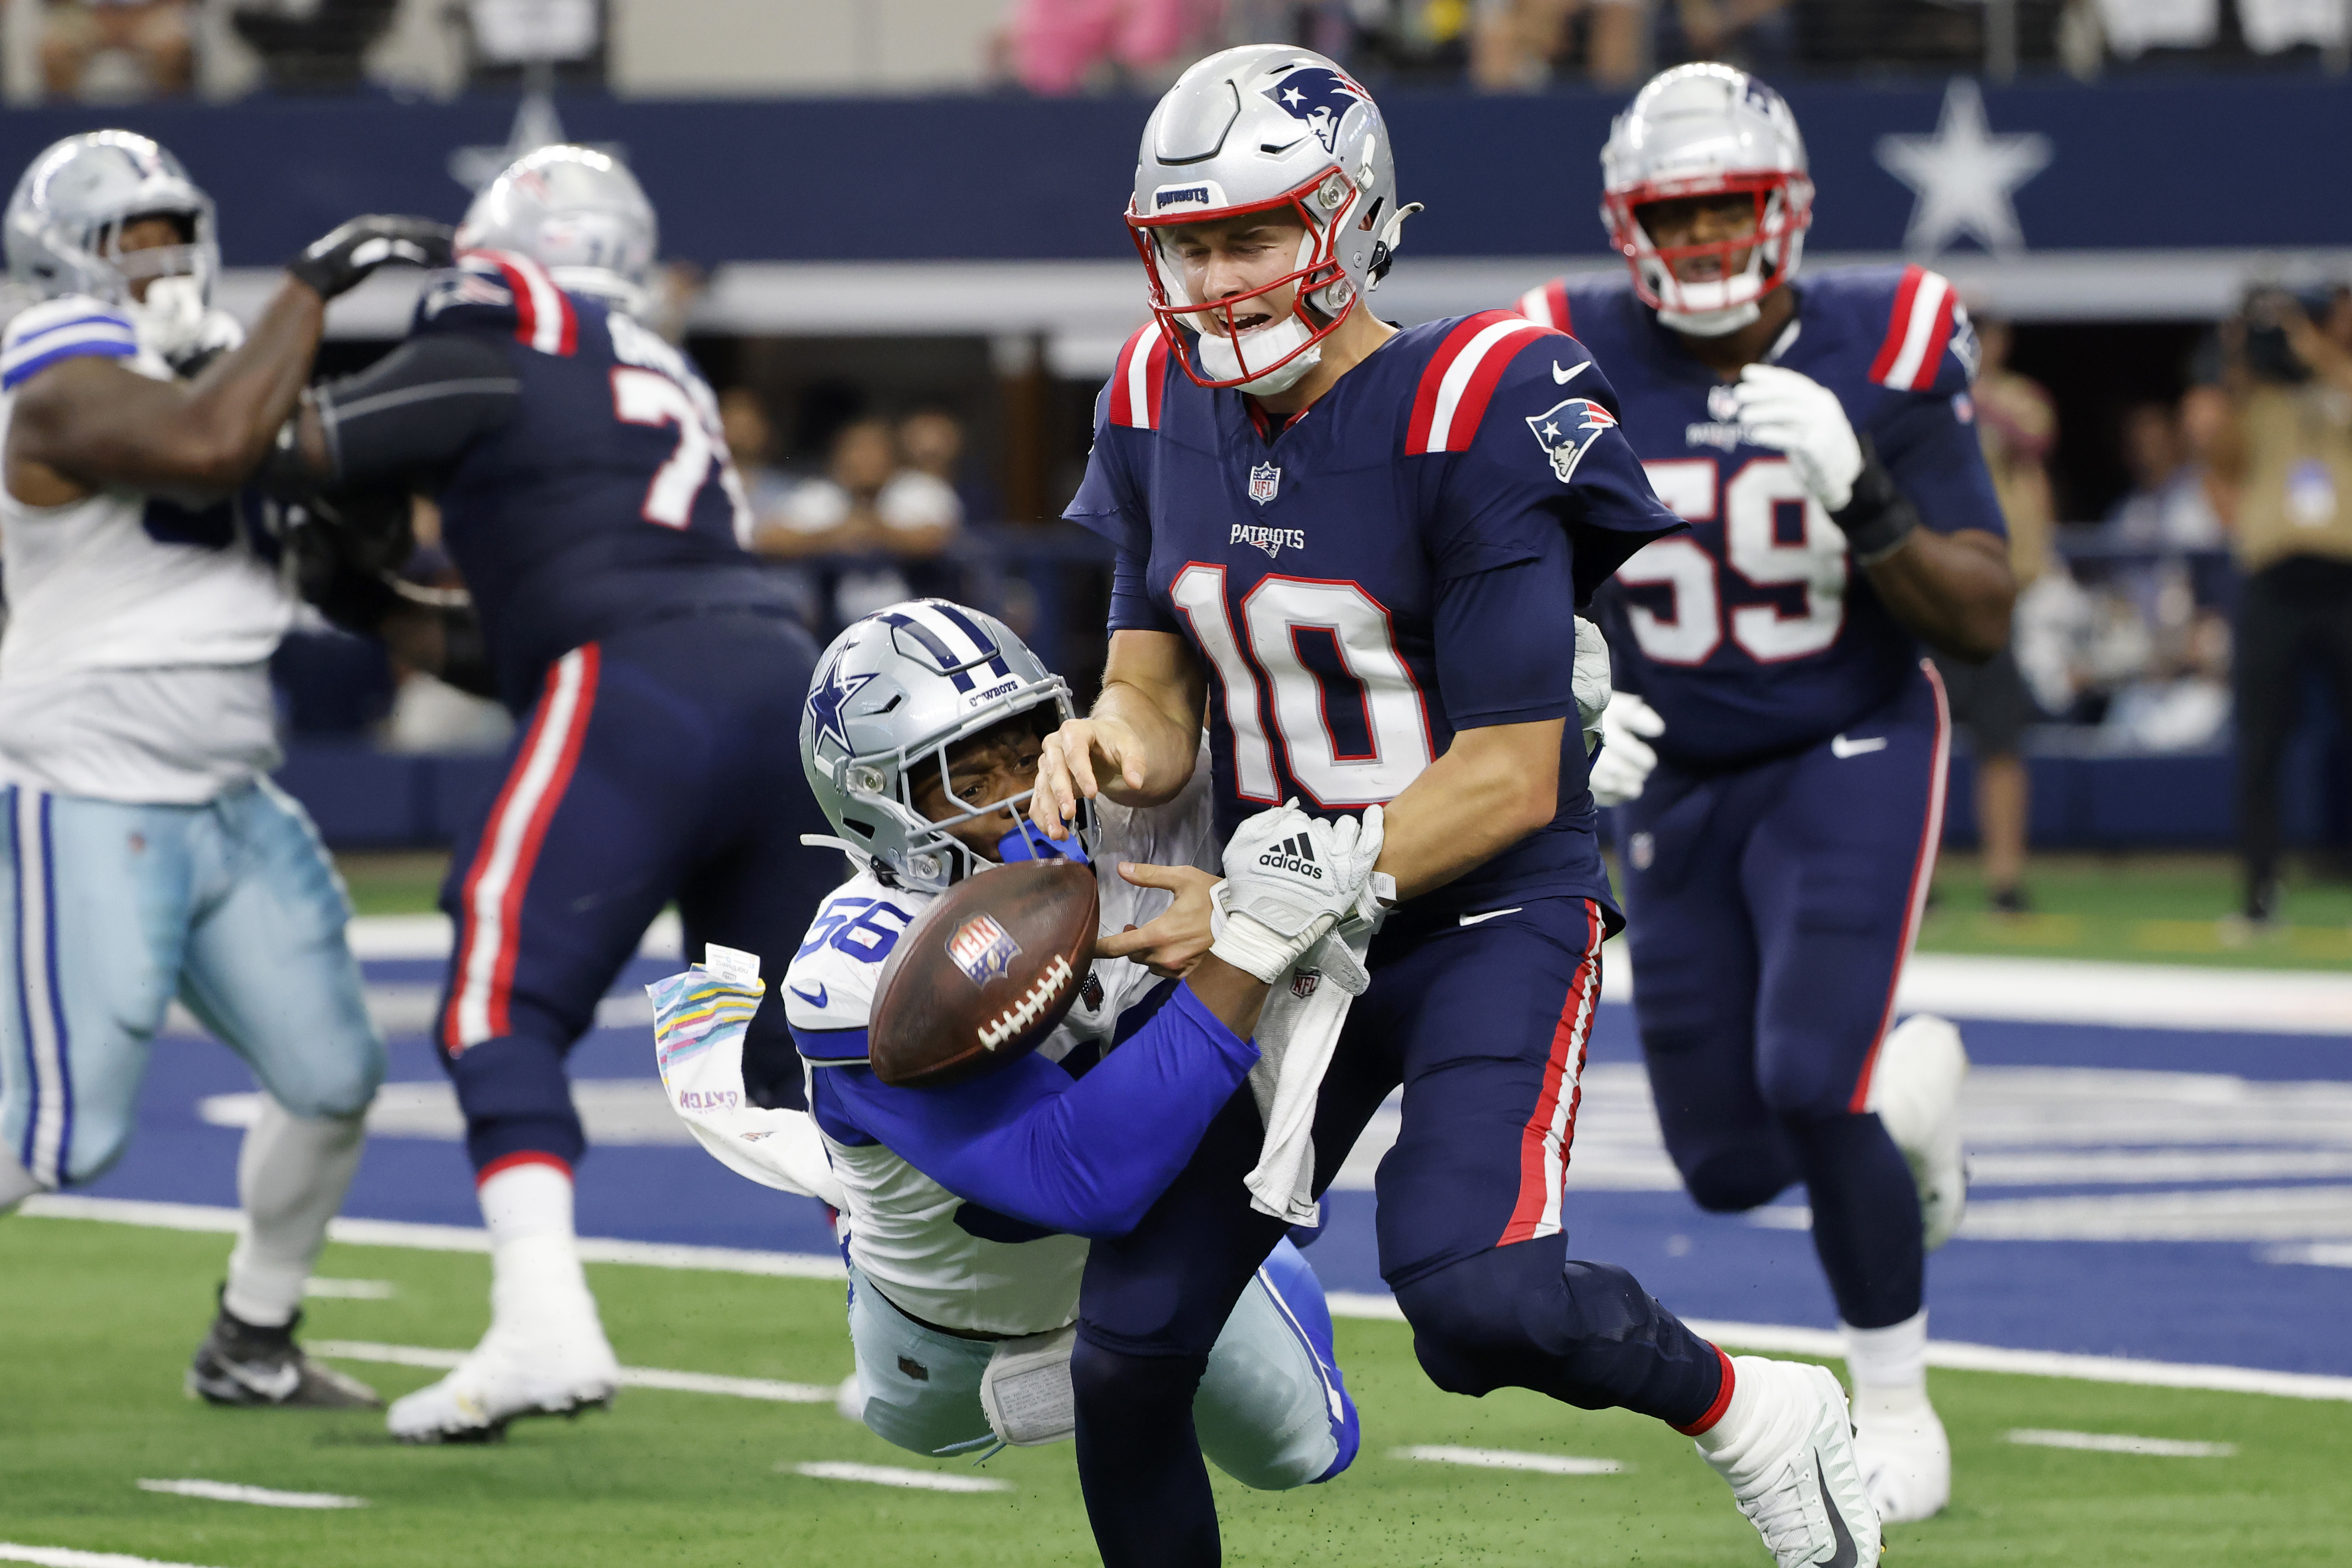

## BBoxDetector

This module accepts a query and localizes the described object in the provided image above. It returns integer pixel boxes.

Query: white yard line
[2005,1428,2237,1458]
[783,1462,1008,1493]
[1394,1446,1623,1476]
[306,1341,834,1403]
[1,1546,229,1568]
[136,1479,364,1509]
[2262,1242,2352,1268]
[347,912,680,963]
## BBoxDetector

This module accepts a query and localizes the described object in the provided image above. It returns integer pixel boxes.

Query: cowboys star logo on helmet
[1526,398,1618,485]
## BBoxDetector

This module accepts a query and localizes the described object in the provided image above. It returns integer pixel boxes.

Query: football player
[258,147,838,1441]
[658,599,1365,1484]
[1031,48,1880,1568]
[1513,64,2008,1522]
[0,130,446,1404]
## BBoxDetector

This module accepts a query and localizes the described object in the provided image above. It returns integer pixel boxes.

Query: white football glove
[1588,692,1665,808]
[1732,363,1863,513]
[1573,615,1613,757]
[1210,800,1387,984]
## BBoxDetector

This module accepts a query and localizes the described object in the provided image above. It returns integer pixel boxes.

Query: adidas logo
[1257,833,1325,880]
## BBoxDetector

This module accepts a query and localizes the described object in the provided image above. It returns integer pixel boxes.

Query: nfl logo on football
[946,913,1022,985]
[1248,462,1281,505]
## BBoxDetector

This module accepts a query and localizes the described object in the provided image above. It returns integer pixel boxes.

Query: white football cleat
[1852,1388,1951,1524]
[1703,1359,1882,1568]
[1869,1014,1969,1251]
[386,1320,621,1444]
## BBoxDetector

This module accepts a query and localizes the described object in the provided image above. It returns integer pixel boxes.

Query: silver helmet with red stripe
[1127,45,1417,394]
[457,145,656,315]
[801,600,1086,893]
[1600,64,1812,337]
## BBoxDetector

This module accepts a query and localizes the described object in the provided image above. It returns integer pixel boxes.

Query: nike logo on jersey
[1259,834,1324,880]
[1552,359,1590,385]
[789,982,830,1009]
[1458,907,1524,927]
[1830,734,1888,759]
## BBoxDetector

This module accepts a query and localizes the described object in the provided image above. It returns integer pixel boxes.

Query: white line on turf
[1394,1446,1624,1476]
[2261,1242,2352,1268]
[136,1479,364,1509]
[26,1198,2352,1404]
[783,1462,1009,1493]
[304,1278,395,1300]
[347,911,680,963]
[306,1341,834,1403]
[2005,1428,2237,1458]
[1,1545,227,1568]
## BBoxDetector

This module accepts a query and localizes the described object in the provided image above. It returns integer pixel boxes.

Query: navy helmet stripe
[875,610,975,691]
[927,601,1015,680]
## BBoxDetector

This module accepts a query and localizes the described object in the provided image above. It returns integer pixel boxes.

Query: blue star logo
[806,655,877,755]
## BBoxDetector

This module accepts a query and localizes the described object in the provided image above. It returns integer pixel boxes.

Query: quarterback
[1033,47,1880,1568]
[1516,64,2013,1522]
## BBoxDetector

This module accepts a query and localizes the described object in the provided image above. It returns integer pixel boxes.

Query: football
[867,859,1100,1088]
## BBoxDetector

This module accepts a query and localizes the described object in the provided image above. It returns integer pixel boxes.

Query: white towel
[1242,923,1373,1225]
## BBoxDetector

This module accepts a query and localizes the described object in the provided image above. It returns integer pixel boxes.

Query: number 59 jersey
[1517,266,2007,770]
[1067,312,1680,921]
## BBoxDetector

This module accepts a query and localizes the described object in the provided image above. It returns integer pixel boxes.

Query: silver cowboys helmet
[1600,63,1812,337]
[801,599,1087,895]
[457,145,657,315]
[1128,44,1418,395]
[5,130,219,354]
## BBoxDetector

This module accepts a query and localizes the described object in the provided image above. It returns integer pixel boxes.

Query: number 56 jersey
[1067,313,1680,921]
[1517,266,2007,770]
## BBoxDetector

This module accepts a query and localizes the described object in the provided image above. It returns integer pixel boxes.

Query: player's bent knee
[267,1036,386,1122]
[1679,1147,1792,1213]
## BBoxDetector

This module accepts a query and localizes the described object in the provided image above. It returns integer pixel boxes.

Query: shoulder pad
[1865,264,1968,393]
[1404,311,1563,456]
[1106,323,1171,432]
[416,250,579,357]
[1513,277,1574,334]
[784,875,932,1035]
[1,294,137,391]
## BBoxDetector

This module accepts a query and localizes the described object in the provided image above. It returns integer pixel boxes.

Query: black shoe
[186,1291,381,1409]
[1988,884,2030,915]
[2246,877,2281,925]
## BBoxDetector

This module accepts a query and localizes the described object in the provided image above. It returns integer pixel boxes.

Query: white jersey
[785,770,1219,1337]
[0,295,291,803]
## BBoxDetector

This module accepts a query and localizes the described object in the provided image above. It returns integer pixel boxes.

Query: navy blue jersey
[1518,266,2006,769]
[1066,312,1680,919]
[409,250,790,708]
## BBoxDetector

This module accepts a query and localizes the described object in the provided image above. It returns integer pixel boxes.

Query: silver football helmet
[1600,64,1812,337]
[4,130,218,352]
[801,600,1087,894]
[1128,45,1417,394]
[456,145,656,315]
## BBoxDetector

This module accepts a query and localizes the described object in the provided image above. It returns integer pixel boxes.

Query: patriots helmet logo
[805,651,877,757]
[1264,66,1366,154]
[1525,397,1619,486]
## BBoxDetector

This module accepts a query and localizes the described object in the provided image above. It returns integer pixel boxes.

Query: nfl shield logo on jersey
[1525,397,1619,486]
[1248,462,1282,505]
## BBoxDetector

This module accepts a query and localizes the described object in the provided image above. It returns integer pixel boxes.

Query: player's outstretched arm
[1031,628,1206,837]
[1862,526,2015,664]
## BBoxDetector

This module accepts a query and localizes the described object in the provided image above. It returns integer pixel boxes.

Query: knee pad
[1394,1240,1571,1400]
[1071,1334,1207,1430]
[1678,1141,1794,1213]
[267,1034,386,1122]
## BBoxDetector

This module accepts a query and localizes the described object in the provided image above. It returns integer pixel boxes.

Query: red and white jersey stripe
[1514,277,1573,335]
[1868,265,1960,392]
[1108,324,1170,431]
[445,644,602,1052]
[1404,311,1553,456]
[1497,900,1605,1246]
[467,247,579,358]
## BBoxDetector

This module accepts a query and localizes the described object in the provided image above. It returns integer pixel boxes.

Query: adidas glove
[1588,692,1665,808]
[288,216,454,302]
[1210,801,1387,985]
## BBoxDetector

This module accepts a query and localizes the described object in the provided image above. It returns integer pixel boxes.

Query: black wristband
[435,607,499,700]
[1832,437,1920,565]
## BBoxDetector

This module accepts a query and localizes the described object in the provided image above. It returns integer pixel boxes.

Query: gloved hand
[1210,800,1387,984]
[1573,614,1613,757]
[288,216,455,302]
[1732,363,1863,512]
[1588,692,1665,807]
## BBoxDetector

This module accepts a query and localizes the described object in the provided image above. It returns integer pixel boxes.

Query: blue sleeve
[1110,547,1177,634]
[805,982,1259,1239]
[1433,529,1581,729]
[1872,390,2007,540]
[1063,378,1152,558]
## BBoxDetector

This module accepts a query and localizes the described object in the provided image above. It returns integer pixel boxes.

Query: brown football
[868,860,1100,1088]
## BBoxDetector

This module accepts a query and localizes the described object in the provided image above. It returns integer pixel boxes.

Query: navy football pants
[433,612,836,1178]
[1618,659,1950,1329]
[1073,896,1728,1568]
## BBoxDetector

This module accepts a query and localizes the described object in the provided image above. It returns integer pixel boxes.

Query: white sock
[0,1150,44,1214]
[1692,1357,1809,1482]
[479,1160,604,1347]
[223,1101,366,1328]
[1843,1312,1931,1423]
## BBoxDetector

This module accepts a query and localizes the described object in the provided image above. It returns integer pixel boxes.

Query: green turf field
[5,1216,2345,1568]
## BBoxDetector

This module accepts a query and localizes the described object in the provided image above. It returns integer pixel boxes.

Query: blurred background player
[1037,47,1881,1568]
[259,145,838,1442]
[0,130,445,1405]
[1518,63,2014,1522]
[664,599,1361,1485]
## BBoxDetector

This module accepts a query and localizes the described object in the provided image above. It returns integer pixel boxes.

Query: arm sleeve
[1110,547,1178,634]
[313,333,520,487]
[809,982,1259,1239]
[1432,535,1582,729]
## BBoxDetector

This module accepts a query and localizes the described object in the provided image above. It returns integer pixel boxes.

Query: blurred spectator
[1470,0,1649,89]
[759,418,962,625]
[1935,313,2051,913]
[2212,285,2352,925]
[42,0,192,100]
[2106,400,2226,551]
[1001,0,1223,94]
[1659,0,1794,72]
[719,387,795,527]
[896,406,999,523]
[227,0,399,93]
